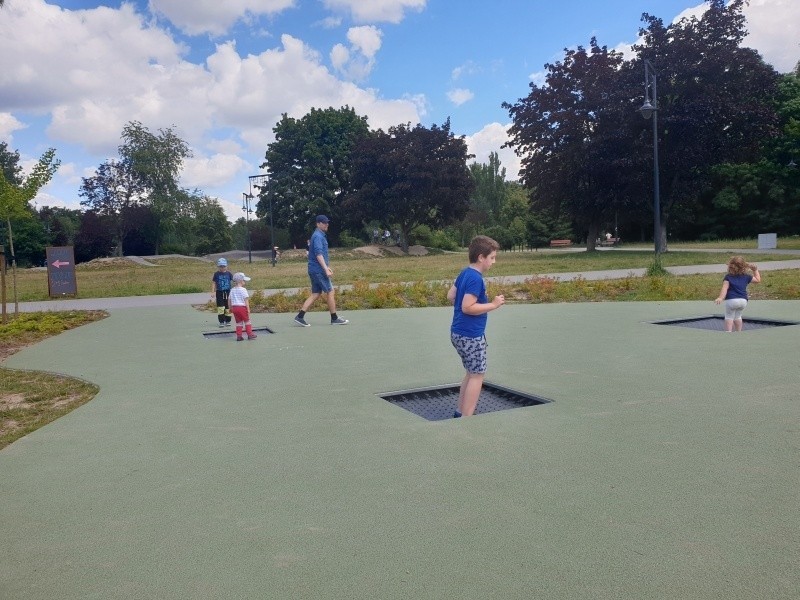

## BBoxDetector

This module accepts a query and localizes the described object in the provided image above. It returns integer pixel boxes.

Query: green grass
[625,235,800,250]
[1,311,107,449]
[243,269,800,313]
[12,247,797,301]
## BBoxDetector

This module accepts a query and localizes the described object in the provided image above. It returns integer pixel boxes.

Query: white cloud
[331,44,351,71]
[181,152,251,190]
[465,123,521,182]
[330,26,383,81]
[0,113,26,142]
[315,16,343,29]
[348,25,383,58]
[1,3,419,156]
[447,88,474,106]
[148,0,295,36]
[743,0,800,73]
[452,61,479,81]
[322,0,425,24]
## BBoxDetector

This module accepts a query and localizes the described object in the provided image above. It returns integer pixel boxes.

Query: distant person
[447,235,505,417]
[271,246,280,267]
[229,272,257,341]
[372,229,379,244]
[714,256,761,332]
[211,258,233,327]
[294,215,349,326]
[383,230,390,245]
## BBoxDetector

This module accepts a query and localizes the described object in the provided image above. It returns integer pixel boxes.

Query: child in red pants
[228,272,257,341]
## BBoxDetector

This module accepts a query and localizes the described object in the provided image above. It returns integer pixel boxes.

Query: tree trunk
[585,222,599,251]
[6,218,17,316]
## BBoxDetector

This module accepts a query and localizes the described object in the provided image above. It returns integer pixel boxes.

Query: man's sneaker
[294,316,310,327]
[331,317,349,325]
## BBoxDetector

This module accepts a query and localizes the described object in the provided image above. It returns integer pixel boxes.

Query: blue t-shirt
[212,270,233,292]
[451,267,488,338]
[308,228,329,275]
[724,273,753,300]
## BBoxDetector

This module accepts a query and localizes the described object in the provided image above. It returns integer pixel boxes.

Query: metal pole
[652,75,660,256]
[243,191,251,264]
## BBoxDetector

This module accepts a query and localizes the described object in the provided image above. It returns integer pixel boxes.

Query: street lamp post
[242,192,253,263]
[639,59,661,256]
[248,174,272,265]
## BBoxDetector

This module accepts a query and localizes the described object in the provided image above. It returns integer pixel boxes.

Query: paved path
[16,257,800,313]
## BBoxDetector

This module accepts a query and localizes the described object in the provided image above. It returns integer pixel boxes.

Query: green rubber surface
[2,301,799,599]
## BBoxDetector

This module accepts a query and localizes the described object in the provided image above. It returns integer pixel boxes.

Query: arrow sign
[51,260,70,268]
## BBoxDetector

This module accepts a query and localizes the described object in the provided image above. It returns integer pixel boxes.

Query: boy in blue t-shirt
[211,258,233,327]
[447,236,505,418]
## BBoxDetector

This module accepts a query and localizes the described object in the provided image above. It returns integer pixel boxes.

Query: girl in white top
[228,272,256,340]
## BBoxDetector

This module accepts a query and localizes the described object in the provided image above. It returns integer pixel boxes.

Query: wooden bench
[549,239,572,248]
[599,237,620,247]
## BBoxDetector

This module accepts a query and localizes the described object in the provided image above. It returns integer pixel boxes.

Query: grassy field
[11,247,797,301]
[0,311,106,449]
[624,235,800,250]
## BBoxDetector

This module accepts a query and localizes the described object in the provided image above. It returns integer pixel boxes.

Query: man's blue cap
[316,215,330,223]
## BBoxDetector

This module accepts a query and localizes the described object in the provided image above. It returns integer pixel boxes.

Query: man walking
[294,215,349,326]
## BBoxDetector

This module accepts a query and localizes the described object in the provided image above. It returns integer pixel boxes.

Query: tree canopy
[345,119,475,252]
[259,106,370,245]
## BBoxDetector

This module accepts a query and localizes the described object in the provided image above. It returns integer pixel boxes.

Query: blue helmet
[217,258,228,267]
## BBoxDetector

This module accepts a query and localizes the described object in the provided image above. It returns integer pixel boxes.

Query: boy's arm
[461,293,505,315]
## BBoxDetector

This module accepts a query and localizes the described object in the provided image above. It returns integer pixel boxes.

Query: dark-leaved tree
[504,38,635,250]
[632,0,780,248]
[346,119,475,252]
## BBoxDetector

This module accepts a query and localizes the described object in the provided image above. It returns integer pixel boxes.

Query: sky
[1,0,798,223]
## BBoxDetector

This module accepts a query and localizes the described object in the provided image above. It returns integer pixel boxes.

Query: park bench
[599,237,621,247]
[549,239,572,248]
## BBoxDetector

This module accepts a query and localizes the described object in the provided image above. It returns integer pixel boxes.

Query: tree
[0,148,60,311]
[79,159,144,256]
[632,0,780,248]
[259,106,370,245]
[346,119,475,252]
[191,197,232,255]
[0,142,22,186]
[468,152,507,228]
[698,72,800,237]
[504,39,635,250]
[74,211,115,263]
[118,121,192,254]
[37,206,82,247]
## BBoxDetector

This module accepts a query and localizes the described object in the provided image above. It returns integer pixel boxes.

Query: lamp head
[639,100,656,119]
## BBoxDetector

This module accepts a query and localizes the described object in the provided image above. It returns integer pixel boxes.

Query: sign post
[45,246,78,298]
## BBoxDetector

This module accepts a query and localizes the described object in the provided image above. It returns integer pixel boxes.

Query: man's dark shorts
[309,271,333,293]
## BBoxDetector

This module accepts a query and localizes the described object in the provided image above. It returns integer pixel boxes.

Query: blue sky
[1,0,798,222]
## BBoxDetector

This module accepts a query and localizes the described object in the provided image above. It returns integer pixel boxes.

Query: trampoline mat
[379,382,552,421]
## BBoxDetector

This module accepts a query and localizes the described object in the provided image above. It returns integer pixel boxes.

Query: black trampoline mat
[203,326,275,339]
[379,382,553,421]
[651,315,798,331]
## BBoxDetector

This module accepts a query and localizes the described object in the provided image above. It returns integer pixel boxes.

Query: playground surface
[1,300,799,599]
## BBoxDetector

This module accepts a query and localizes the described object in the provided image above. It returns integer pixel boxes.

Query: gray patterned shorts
[451,332,487,374]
